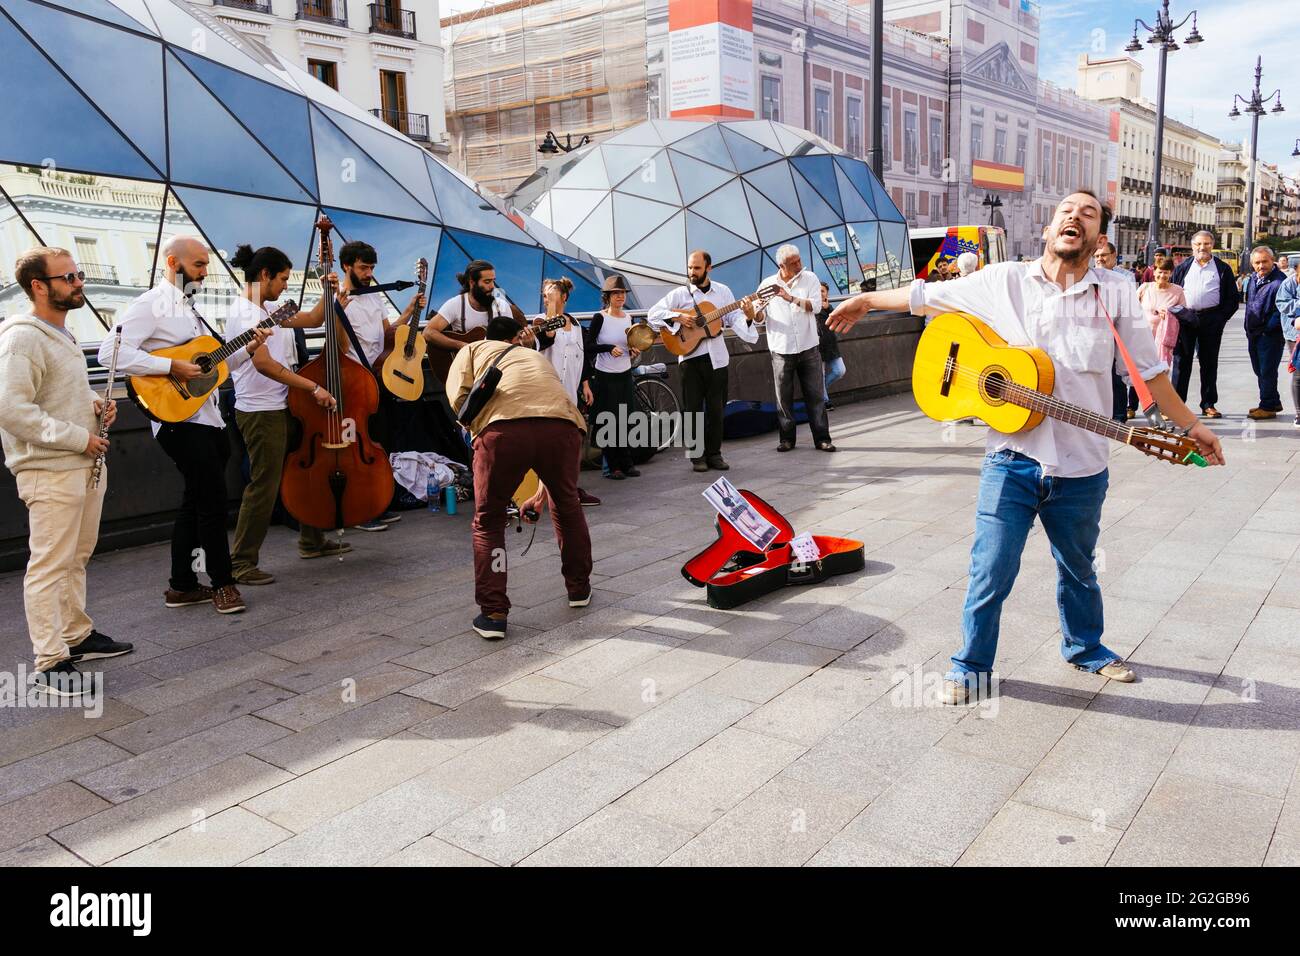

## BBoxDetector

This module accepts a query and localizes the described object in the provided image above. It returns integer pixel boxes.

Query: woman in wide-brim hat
[585,274,641,479]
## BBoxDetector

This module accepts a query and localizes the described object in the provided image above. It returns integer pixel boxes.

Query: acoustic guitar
[378,257,429,401]
[426,312,566,384]
[659,285,781,357]
[125,300,299,423]
[913,312,1208,467]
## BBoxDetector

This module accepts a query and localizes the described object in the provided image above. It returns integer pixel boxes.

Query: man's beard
[176,265,204,297]
[50,290,84,312]
[689,274,708,289]
[470,285,493,308]
[1049,233,1094,270]
[348,268,371,288]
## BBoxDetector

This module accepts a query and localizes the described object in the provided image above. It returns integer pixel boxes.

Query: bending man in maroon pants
[447,316,593,640]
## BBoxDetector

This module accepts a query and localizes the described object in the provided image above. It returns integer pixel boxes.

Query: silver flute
[90,326,122,490]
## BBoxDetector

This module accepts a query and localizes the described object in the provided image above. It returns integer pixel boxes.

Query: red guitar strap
[1093,285,1156,414]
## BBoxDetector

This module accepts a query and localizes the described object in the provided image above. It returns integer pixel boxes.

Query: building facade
[195,0,448,153]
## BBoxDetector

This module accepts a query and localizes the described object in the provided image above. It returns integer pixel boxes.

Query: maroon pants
[472,418,592,616]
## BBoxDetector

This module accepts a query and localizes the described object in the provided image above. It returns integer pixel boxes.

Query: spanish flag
[971,160,1024,193]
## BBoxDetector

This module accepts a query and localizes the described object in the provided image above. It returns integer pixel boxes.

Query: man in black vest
[1170,230,1241,417]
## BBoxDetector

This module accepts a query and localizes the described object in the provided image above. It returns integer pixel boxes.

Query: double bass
[281,215,395,532]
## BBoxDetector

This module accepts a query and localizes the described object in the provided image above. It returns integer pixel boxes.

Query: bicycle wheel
[635,378,681,450]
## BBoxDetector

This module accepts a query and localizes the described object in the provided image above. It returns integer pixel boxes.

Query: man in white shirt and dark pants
[1170,230,1240,418]
[760,244,835,452]
[830,191,1224,703]
[648,250,759,472]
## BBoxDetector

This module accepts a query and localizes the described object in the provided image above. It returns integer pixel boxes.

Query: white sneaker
[939,679,969,705]
[1097,660,1136,682]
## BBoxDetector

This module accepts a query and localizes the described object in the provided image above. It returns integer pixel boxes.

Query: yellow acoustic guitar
[125,300,299,423]
[379,257,429,401]
[913,312,1207,466]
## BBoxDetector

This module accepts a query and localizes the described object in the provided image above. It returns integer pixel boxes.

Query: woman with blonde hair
[533,276,600,505]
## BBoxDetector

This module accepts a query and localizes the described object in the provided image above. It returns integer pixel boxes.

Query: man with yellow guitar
[830,190,1223,704]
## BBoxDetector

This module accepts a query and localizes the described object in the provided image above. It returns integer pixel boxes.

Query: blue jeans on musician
[947,450,1118,687]
[823,356,846,401]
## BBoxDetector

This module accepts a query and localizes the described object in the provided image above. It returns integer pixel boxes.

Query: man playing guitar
[423,259,535,357]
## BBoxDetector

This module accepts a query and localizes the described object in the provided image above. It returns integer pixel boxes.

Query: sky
[434,0,1299,175]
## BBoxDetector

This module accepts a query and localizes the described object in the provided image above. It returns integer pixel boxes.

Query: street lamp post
[981,193,1003,226]
[538,131,591,155]
[869,0,884,178]
[1125,1,1204,270]
[1229,58,1284,272]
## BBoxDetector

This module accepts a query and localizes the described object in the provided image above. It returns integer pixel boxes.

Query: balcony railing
[368,3,415,38]
[213,0,272,13]
[370,109,429,142]
[296,1,347,27]
[81,263,120,285]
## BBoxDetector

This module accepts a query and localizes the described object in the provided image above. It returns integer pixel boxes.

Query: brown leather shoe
[164,585,213,608]
[212,585,247,615]
[1202,406,1223,419]
[1248,408,1278,420]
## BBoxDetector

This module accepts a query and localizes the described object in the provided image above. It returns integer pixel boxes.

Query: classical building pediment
[966,42,1032,95]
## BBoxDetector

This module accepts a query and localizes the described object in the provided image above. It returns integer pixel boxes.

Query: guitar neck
[211,316,275,364]
[702,296,753,323]
[1000,380,1132,445]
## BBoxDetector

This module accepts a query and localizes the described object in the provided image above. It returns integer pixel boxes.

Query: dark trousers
[592,369,635,473]
[680,355,727,459]
[772,346,831,444]
[471,418,592,616]
[1170,317,1227,410]
[1248,332,1285,412]
[156,422,234,590]
[1111,372,1128,421]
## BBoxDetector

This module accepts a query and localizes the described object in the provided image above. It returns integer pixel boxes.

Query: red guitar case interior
[681,489,866,610]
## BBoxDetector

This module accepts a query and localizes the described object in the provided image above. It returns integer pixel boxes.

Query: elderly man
[1242,245,1288,420]
[955,252,979,277]
[1170,231,1241,417]
[759,244,835,452]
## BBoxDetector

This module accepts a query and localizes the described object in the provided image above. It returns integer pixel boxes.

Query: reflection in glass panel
[0,14,157,181]
[709,250,761,301]
[791,156,842,219]
[689,179,754,243]
[742,182,804,245]
[308,107,432,222]
[142,0,295,92]
[175,187,319,282]
[718,127,781,174]
[686,212,752,266]
[445,230,543,315]
[555,150,610,191]
[670,124,736,172]
[175,50,317,196]
[880,223,909,287]
[5,0,167,174]
[669,150,735,206]
[834,163,876,221]
[622,210,686,274]
[833,157,880,219]
[613,152,682,206]
[811,225,850,293]
[319,107,440,221]
[568,195,615,261]
[428,232,473,315]
[601,144,658,189]
[0,164,165,342]
[765,235,811,276]
[848,222,880,289]
[791,169,841,232]
[551,189,609,238]
[613,193,678,258]
[321,208,443,320]
[743,163,801,223]
[155,188,242,332]
[425,153,528,240]
[541,253,603,314]
[40,0,153,34]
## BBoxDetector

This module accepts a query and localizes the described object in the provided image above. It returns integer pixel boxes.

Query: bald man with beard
[103,236,271,616]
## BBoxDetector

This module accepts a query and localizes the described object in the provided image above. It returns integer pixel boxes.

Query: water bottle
[445,485,457,515]
[427,473,441,513]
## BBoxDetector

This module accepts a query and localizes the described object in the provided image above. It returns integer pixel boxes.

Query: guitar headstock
[1129,426,1208,467]
[415,257,428,289]
[755,284,783,303]
[271,300,300,322]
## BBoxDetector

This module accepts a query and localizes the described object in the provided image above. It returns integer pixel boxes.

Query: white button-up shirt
[343,292,390,368]
[758,268,822,356]
[106,281,251,433]
[1181,256,1221,312]
[910,261,1167,479]
[647,280,759,369]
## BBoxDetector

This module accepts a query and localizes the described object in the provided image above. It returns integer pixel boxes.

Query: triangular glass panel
[881,222,912,282]
[530,194,554,229]
[689,179,755,243]
[772,123,811,155]
[790,168,842,231]
[601,145,658,188]
[651,119,705,144]
[790,156,843,219]
[719,126,783,173]
[870,174,904,222]
[39,0,151,33]
[812,225,851,293]
[743,162,801,218]
[307,106,430,220]
[176,50,316,197]
[613,193,679,258]
[427,231,473,315]
[425,154,528,239]
[320,106,439,219]
[541,253,603,314]
[166,54,310,201]
[686,212,754,266]
[670,124,736,172]
[0,17,157,179]
[765,235,812,275]
[557,149,610,190]
[669,151,735,206]
[808,246,837,294]
[606,124,664,148]
[321,208,443,313]
[551,188,609,237]
[4,0,166,175]
[834,162,877,221]
[877,231,900,289]
[445,230,544,316]
[174,187,319,281]
[622,210,686,274]
[741,182,804,245]
[724,120,784,153]
[613,151,681,205]
[707,250,763,302]
[569,194,615,260]
[153,188,242,328]
[849,222,881,284]
[107,0,158,32]
[843,234,866,290]
[143,0,292,90]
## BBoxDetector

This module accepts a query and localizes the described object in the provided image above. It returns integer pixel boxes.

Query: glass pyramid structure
[509,119,914,306]
[0,0,618,341]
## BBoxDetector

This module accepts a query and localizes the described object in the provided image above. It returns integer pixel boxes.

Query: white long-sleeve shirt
[104,281,252,433]
[759,268,822,355]
[646,280,759,369]
[910,261,1167,479]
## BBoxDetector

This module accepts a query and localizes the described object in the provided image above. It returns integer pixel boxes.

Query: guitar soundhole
[979,367,1009,406]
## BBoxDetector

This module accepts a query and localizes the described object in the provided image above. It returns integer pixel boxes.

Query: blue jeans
[948,451,1119,685]
[1247,332,1285,412]
[823,356,846,401]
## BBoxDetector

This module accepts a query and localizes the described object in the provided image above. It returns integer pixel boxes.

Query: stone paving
[1,312,1298,866]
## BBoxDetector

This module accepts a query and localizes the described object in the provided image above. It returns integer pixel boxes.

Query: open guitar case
[681,489,866,610]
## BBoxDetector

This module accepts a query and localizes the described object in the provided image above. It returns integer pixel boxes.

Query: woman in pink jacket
[1138,260,1185,366]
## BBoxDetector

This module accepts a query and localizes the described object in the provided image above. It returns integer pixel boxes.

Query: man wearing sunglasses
[0,247,134,698]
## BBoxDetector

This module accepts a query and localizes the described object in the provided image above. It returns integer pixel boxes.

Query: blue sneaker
[472,613,507,640]
[353,519,388,532]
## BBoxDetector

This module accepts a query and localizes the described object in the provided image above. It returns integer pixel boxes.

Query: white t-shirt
[343,292,389,368]
[594,311,632,374]
[436,290,511,333]
[227,296,296,413]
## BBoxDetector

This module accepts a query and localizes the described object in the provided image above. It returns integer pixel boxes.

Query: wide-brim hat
[601,274,629,293]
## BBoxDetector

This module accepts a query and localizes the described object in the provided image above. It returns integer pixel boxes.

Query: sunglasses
[37,271,86,284]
